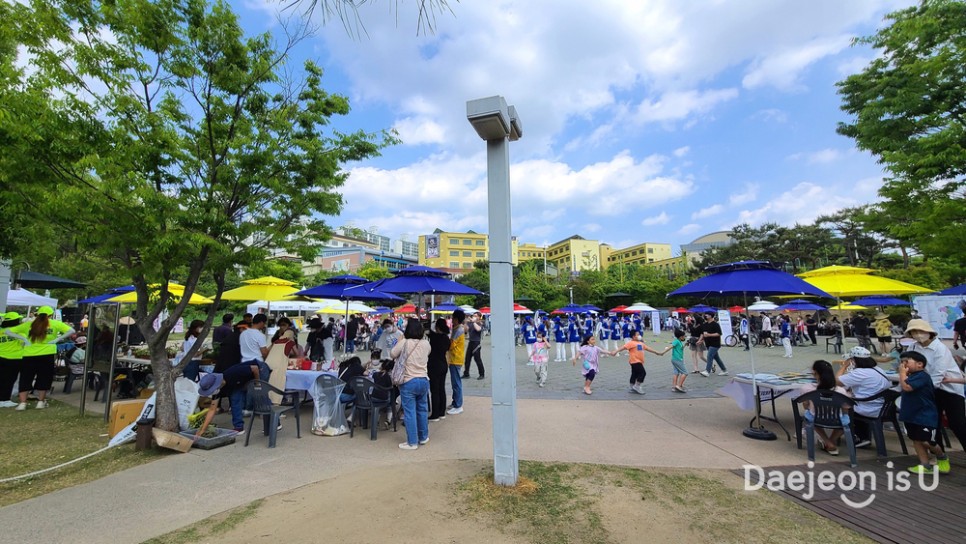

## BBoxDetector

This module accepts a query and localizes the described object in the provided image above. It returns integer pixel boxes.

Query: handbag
[391,341,413,385]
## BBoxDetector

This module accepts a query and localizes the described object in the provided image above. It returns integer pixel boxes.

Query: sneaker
[15,402,27,411]
[418,438,430,445]
[428,417,441,422]
[477,376,484,380]
[699,371,710,377]
[718,371,728,376]
[908,464,936,474]
[854,439,872,449]
[242,410,253,417]
[35,400,48,409]
[538,383,544,388]
[398,442,418,450]
[0,400,18,408]
[446,406,463,415]
[677,386,688,393]
[462,374,470,379]
[936,457,951,474]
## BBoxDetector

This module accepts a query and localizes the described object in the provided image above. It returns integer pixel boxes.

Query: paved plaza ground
[1,333,959,543]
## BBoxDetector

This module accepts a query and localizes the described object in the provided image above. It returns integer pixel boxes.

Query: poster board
[717,309,734,340]
[913,295,965,340]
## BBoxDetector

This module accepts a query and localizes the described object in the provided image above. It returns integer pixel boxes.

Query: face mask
[912,332,931,343]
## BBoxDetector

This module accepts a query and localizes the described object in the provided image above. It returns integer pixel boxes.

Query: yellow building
[546,235,601,275]
[418,229,519,272]
[603,242,672,268]
[517,243,546,263]
[647,255,691,278]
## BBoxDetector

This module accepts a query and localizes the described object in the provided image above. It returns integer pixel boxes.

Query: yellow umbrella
[219,276,299,301]
[315,301,375,314]
[828,303,868,311]
[106,283,214,305]
[798,266,932,297]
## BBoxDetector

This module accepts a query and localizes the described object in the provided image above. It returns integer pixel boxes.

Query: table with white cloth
[285,369,336,391]
[717,374,814,441]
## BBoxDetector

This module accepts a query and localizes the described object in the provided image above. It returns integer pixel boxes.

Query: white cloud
[673,146,690,158]
[742,34,853,90]
[641,212,672,226]
[677,223,701,236]
[729,184,759,205]
[393,117,447,146]
[787,148,844,164]
[634,88,739,125]
[727,177,883,228]
[691,204,724,220]
[752,109,788,123]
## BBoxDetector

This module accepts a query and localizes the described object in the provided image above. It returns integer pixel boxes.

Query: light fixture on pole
[467,95,522,486]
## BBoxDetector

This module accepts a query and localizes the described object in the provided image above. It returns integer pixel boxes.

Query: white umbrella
[748,300,779,311]
[460,305,479,314]
[625,302,658,313]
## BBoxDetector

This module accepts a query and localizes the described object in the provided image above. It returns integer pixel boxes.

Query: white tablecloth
[285,370,337,391]
[717,378,809,412]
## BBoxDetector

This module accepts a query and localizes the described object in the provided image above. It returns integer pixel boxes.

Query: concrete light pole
[467,96,522,486]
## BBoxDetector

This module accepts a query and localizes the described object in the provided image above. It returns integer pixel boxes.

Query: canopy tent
[551,303,585,315]
[513,303,532,315]
[798,266,932,297]
[624,302,658,313]
[460,305,480,314]
[78,285,134,304]
[671,307,689,313]
[363,266,482,297]
[828,303,868,311]
[607,305,628,313]
[245,299,333,315]
[6,288,57,308]
[295,275,402,302]
[668,260,832,441]
[394,303,418,314]
[727,305,746,313]
[581,304,602,312]
[315,301,376,315]
[15,271,86,289]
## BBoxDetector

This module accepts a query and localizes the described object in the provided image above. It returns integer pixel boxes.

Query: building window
[463,251,472,257]
[463,239,472,245]
[476,251,485,258]
[476,240,485,246]
[463,262,473,268]
[449,250,459,256]
[647,248,654,254]
[649,258,654,262]
[450,261,459,268]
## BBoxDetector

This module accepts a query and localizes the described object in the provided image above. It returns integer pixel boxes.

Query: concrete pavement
[1,334,906,544]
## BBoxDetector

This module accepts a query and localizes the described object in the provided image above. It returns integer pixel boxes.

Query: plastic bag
[174,377,200,431]
[309,377,348,436]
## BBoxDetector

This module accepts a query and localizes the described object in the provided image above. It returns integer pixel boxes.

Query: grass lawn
[0,399,167,507]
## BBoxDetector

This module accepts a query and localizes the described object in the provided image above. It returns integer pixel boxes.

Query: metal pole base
[743,426,778,441]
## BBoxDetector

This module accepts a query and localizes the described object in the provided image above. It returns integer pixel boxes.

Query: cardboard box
[109,399,147,438]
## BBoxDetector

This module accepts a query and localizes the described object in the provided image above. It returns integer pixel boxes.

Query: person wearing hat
[0,311,25,408]
[906,319,966,453]
[874,312,893,355]
[4,306,74,410]
[835,346,891,448]
[194,360,266,436]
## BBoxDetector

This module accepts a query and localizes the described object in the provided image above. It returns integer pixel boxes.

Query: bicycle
[724,333,758,348]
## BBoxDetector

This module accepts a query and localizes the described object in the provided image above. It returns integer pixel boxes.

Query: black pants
[935,389,966,452]
[807,326,817,345]
[428,367,448,419]
[629,363,646,385]
[463,340,484,377]
[0,359,19,401]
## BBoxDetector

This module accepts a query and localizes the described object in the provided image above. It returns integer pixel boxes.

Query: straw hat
[904,319,937,337]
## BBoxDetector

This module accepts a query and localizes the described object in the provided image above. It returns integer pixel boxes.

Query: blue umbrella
[363,266,482,296]
[688,304,718,313]
[775,299,827,312]
[295,278,403,301]
[936,284,966,296]
[851,295,910,307]
[581,304,602,312]
[429,302,461,313]
[371,306,393,314]
[78,285,135,304]
[668,261,832,441]
[552,303,585,314]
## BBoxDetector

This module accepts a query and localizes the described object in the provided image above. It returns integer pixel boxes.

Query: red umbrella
[728,305,746,313]
[673,307,689,313]
[512,303,531,313]
[479,306,491,314]
[608,305,628,313]
[394,303,418,314]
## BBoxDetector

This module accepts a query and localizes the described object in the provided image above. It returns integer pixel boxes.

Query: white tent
[7,288,57,308]
[748,300,779,311]
[246,299,331,314]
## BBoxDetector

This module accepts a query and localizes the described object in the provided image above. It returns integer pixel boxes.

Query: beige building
[418,229,519,272]
[517,243,546,263]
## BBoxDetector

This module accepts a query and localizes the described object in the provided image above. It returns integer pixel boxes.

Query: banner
[425,234,440,259]
[717,309,734,340]
[650,311,661,336]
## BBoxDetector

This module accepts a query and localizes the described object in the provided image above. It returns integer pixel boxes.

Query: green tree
[355,261,394,281]
[2,0,394,430]
[836,0,966,263]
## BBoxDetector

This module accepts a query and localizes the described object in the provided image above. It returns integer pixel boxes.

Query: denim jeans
[398,377,429,445]
[346,338,355,353]
[448,365,463,408]
[228,387,247,431]
[705,347,727,373]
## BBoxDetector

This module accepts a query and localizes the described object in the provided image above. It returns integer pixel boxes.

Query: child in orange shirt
[612,330,670,394]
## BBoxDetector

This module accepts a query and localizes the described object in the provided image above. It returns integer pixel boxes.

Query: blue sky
[236,0,914,252]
